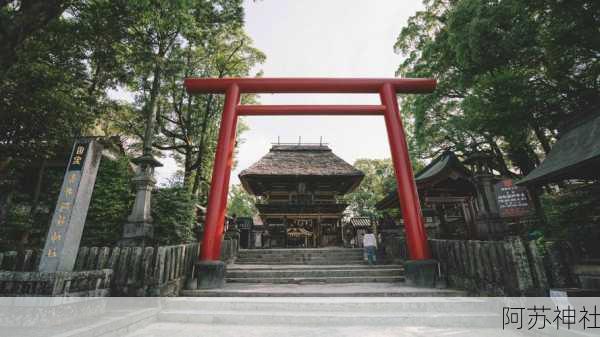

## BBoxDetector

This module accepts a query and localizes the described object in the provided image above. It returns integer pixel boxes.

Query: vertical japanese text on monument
[43,142,88,259]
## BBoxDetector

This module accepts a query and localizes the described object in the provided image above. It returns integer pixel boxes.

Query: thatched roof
[239,144,364,195]
[240,144,364,177]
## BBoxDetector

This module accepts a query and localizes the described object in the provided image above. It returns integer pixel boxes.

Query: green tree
[153,27,265,197]
[395,0,599,176]
[227,184,257,218]
[0,0,262,248]
[344,159,396,218]
[0,0,74,74]
[152,186,196,245]
[82,157,133,246]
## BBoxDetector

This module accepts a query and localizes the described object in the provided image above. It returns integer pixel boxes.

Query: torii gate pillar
[184,78,437,289]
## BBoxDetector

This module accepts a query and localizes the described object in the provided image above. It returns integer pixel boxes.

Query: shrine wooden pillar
[199,84,239,261]
[379,83,431,260]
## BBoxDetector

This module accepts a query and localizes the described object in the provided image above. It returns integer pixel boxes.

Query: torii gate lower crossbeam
[184,77,436,288]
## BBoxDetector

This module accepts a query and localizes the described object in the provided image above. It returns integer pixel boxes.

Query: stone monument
[0,138,112,296]
[39,138,103,272]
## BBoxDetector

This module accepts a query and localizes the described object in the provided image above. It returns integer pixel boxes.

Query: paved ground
[182,282,466,297]
[123,322,523,337]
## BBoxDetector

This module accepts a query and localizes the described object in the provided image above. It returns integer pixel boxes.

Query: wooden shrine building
[375,150,541,240]
[377,151,483,239]
[239,144,364,248]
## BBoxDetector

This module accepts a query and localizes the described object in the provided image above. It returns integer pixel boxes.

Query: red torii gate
[184,77,436,287]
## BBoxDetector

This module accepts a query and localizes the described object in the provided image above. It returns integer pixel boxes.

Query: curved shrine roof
[239,144,364,178]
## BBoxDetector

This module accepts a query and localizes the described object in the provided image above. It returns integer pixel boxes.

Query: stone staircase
[234,247,367,265]
[226,248,404,284]
[183,247,466,296]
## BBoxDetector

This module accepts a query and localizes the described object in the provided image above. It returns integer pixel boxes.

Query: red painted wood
[237,105,386,116]
[184,77,436,94]
[379,82,431,260]
[200,84,240,261]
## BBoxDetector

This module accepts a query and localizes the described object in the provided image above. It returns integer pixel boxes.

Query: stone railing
[0,250,41,272]
[221,230,240,263]
[0,234,242,296]
[77,243,200,296]
[0,243,199,296]
[0,269,112,296]
[380,233,408,262]
[429,237,577,296]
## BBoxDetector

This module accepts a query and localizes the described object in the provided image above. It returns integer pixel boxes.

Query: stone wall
[380,232,408,263]
[75,243,200,296]
[220,232,240,263]
[0,269,112,296]
[429,237,578,295]
[0,250,40,272]
[0,235,241,296]
[0,243,199,296]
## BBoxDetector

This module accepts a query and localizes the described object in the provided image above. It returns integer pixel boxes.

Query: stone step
[158,297,496,327]
[236,255,365,260]
[239,248,364,254]
[236,255,367,259]
[158,309,496,327]
[237,250,364,258]
[226,268,403,278]
[236,254,366,260]
[181,282,467,297]
[225,275,405,284]
[238,250,365,254]
[237,253,365,257]
[227,264,400,271]
[161,297,486,313]
[234,259,367,264]
[233,260,368,265]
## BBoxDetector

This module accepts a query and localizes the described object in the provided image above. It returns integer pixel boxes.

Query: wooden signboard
[494,179,532,218]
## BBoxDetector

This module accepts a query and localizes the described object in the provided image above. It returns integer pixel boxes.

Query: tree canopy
[344,159,396,218]
[227,184,258,218]
[0,0,264,248]
[396,0,599,176]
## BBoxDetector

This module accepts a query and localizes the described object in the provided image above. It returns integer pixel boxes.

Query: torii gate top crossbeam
[184,77,436,94]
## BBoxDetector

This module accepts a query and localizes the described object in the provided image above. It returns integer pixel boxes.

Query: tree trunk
[191,94,214,196]
[182,145,193,191]
[507,142,538,176]
[182,94,194,192]
[487,139,515,177]
[533,124,552,155]
[143,57,163,155]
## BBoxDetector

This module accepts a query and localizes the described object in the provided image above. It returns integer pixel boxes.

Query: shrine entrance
[184,77,437,287]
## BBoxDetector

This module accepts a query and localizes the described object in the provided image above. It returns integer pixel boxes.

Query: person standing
[363,228,377,265]
[262,228,271,248]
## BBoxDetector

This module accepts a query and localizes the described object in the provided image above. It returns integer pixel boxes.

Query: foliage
[82,157,133,246]
[344,159,396,218]
[0,0,73,74]
[152,186,197,245]
[0,0,262,247]
[152,27,265,198]
[1,16,99,162]
[227,184,257,218]
[395,0,599,176]
[541,182,600,258]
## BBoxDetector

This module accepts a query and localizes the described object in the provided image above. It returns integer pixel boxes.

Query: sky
[155,0,425,185]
